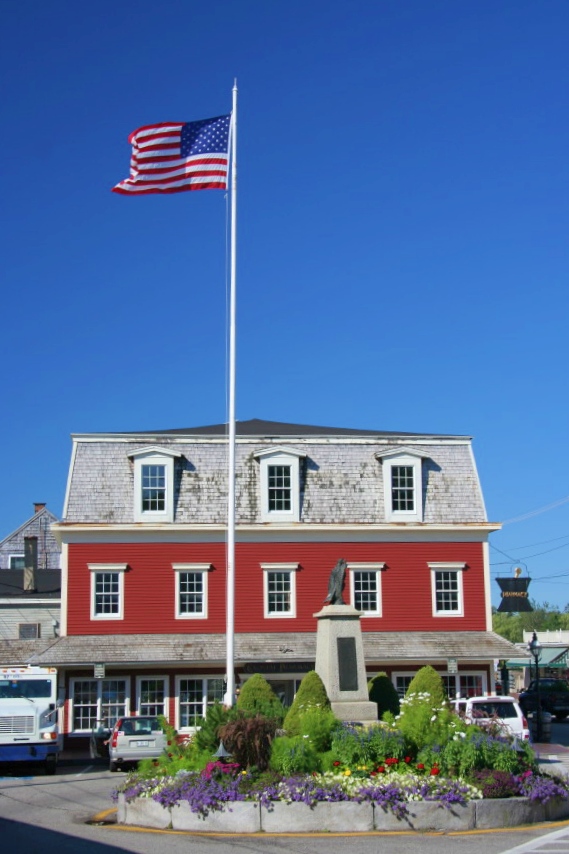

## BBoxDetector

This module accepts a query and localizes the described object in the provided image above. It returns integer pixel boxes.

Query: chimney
[24,536,38,593]
[34,503,46,514]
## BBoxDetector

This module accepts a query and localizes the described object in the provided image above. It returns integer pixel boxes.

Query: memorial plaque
[337,637,358,692]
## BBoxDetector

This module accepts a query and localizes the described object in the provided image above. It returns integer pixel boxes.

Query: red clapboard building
[31,419,518,751]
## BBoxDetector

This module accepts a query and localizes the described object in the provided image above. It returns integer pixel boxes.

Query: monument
[314,559,378,725]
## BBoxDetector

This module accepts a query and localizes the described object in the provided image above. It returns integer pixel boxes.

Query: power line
[501,494,569,525]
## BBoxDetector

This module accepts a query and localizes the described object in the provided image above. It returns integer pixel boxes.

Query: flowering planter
[261,801,374,833]
[171,800,260,833]
[374,800,476,831]
[117,793,569,832]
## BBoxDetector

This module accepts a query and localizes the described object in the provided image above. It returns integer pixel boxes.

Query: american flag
[112,114,231,195]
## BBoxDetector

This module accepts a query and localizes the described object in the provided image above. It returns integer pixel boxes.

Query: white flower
[430,715,437,722]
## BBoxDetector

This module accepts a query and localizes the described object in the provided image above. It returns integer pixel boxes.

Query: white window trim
[451,671,488,699]
[376,448,425,523]
[8,553,25,569]
[254,447,305,523]
[128,446,182,523]
[135,675,169,717]
[348,562,385,616]
[429,562,466,617]
[69,675,130,733]
[173,563,212,620]
[261,562,299,618]
[175,675,225,732]
[88,563,127,621]
[392,669,487,699]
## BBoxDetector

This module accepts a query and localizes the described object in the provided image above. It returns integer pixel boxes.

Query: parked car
[108,716,168,772]
[518,679,569,721]
[451,696,530,740]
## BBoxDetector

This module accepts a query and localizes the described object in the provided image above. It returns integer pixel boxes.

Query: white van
[451,696,530,741]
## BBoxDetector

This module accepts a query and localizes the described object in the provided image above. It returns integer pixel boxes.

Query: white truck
[0,665,61,774]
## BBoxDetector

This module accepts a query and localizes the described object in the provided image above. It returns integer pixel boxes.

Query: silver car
[108,716,168,771]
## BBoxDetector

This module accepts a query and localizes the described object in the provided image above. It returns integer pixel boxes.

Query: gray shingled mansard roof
[128,419,447,438]
[64,419,490,526]
[28,631,520,668]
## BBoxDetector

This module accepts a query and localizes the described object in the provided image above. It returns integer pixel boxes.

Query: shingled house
[31,419,518,751]
[0,503,61,666]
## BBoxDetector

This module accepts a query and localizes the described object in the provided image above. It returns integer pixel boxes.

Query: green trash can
[529,711,552,743]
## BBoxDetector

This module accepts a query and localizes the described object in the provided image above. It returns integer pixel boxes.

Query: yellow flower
[344,769,352,776]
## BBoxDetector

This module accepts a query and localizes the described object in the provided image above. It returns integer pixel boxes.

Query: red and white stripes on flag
[112,115,231,195]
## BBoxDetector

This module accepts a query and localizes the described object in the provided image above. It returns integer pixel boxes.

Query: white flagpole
[224,80,238,707]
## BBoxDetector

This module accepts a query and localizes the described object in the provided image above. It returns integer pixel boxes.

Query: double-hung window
[129,446,182,523]
[177,677,224,729]
[262,563,298,618]
[254,448,305,523]
[429,562,466,617]
[348,562,384,616]
[70,677,128,731]
[376,448,426,522]
[136,677,167,717]
[173,563,211,619]
[88,563,127,620]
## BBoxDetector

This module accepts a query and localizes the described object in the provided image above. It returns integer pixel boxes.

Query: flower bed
[115,766,569,832]
[112,684,569,833]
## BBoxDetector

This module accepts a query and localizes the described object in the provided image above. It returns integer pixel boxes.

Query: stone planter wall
[117,793,569,832]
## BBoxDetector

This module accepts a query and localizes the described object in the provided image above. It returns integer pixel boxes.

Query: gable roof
[0,506,59,549]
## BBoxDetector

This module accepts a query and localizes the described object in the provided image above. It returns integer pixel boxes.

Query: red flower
[416,763,425,770]
[377,766,385,773]
[333,761,341,767]
[404,756,411,763]
[370,771,377,777]
[386,757,399,766]
[430,766,440,776]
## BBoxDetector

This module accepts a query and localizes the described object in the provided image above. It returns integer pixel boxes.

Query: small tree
[237,674,284,722]
[283,670,331,736]
[368,672,400,720]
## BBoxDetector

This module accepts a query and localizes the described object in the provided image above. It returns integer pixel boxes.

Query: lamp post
[528,631,542,741]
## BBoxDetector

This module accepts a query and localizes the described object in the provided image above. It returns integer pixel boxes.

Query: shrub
[193,701,234,753]
[405,666,447,707]
[439,728,537,776]
[218,713,278,771]
[283,671,330,735]
[470,769,520,799]
[237,674,284,723]
[269,735,320,775]
[330,722,406,767]
[396,691,460,753]
[299,706,338,752]
[368,673,400,720]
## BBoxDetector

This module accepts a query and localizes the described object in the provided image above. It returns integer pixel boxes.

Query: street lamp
[528,631,542,741]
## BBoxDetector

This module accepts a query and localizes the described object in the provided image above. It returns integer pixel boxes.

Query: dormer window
[253,447,306,523]
[375,448,427,523]
[128,447,182,523]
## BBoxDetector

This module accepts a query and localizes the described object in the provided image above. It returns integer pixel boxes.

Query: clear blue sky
[2,0,568,610]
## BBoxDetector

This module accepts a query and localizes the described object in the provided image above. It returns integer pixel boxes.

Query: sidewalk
[534,740,569,779]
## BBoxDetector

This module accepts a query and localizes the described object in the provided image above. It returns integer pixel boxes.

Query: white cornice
[71,434,472,447]
[52,522,500,545]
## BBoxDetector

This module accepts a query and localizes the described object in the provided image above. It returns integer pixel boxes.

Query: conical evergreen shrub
[237,674,284,722]
[367,672,400,719]
[405,665,447,706]
[283,670,331,736]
